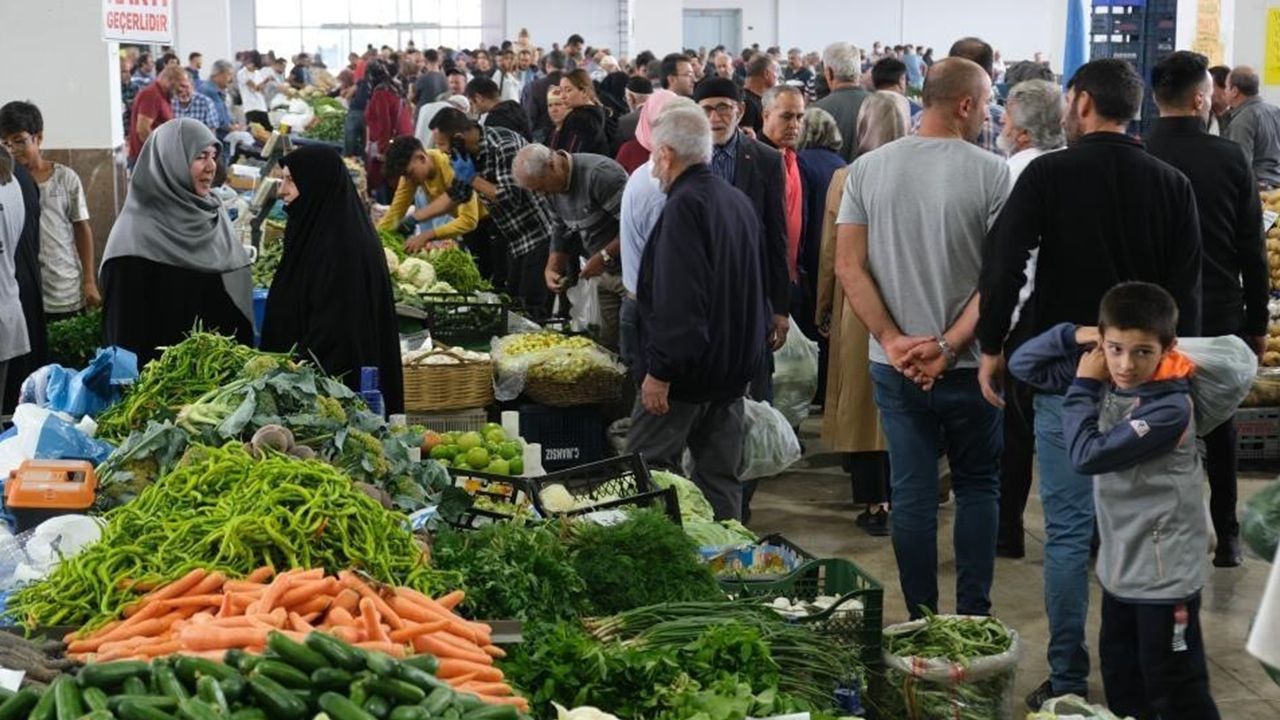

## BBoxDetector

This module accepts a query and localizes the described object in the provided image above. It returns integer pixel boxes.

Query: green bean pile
[95,331,267,442]
[7,443,444,631]
[879,613,1017,720]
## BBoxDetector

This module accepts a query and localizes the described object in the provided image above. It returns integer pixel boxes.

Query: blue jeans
[870,363,1002,618]
[1034,393,1095,696]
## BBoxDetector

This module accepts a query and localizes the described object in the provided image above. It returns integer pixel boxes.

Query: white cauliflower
[384,248,400,274]
[397,257,437,290]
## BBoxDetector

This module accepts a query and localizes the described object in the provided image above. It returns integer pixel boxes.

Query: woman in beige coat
[815,91,911,536]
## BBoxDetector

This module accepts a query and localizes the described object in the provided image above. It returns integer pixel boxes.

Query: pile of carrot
[64,566,525,709]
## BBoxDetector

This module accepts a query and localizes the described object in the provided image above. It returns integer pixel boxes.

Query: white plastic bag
[771,319,819,427]
[566,277,602,333]
[738,400,802,481]
[1178,336,1258,436]
[882,616,1022,720]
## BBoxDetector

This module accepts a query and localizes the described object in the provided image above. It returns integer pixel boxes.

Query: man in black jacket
[1146,51,1267,568]
[976,59,1203,710]
[467,77,531,140]
[626,105,768,522]
[522,51,565,143]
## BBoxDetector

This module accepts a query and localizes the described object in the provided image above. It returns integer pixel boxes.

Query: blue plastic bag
[20,347,137,419]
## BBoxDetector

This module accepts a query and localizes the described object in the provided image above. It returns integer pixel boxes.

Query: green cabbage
[651,470,714,523]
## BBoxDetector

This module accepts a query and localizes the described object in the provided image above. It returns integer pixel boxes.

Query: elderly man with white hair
[625,105,770,522]
[512,144,629,350]
[814,42,871,161]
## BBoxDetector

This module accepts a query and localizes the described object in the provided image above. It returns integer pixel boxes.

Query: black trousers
[1100,591,1220,720]
[1202,419,1239,539]
[850,451,890,505]
[997,376,1036,545]
[463,216,507,293]
[507,243,551,322]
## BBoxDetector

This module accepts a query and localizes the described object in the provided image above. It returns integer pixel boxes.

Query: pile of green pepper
[7,443,447,631]
[0,631,523,720]
[878,612,1017,720]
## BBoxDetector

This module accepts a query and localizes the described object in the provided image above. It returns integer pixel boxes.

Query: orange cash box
[5,460,97,532]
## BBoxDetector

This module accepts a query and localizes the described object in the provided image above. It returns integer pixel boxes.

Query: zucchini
[421,686,454,715]
[217,674,246,703]
[455,694,485,712]
[389,707,433,720]
[363,695,390,719]
[114,699,178,720]
[317,692,377,720]
[78,711,115,720]
[461,705,519,720]
[400,654,439,674]
[366,678,425,705]
[246,674,307,719]
[253,660,310,690]
[53,676,85,720]
[121,677,148,697]
[305,633,365,672]
[0,689,10,704]
[311,667,355,690]
[394,664,447,693]
[266,631,330,673]
[176,698,222,720]
[153,664,190,702]
[0,687,41,720]
[79,661,151,689]
[174,657,236,684]
[80,687,110,712]
[363,651,398,678]
[30,684,56,720]
[194,676,229,715]
[107,697,178,713]
[228,710,268,720]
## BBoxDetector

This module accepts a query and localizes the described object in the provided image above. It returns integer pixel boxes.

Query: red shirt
[129,82,173,161]
[781,147,802,281]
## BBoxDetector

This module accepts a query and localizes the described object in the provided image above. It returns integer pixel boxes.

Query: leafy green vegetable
[252,226,285,288]
[1243,477,1280,561]
[46,309,103,369]
[94,421,191,510]
[303,112,344,142]
[425,247,488,294]
[683,519,756,548]
[567,509,724,616]
[650,470,715,523]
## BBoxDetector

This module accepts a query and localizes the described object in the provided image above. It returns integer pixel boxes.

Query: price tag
[1264,209,1279,235]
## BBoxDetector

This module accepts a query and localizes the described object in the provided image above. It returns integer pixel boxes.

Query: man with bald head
[977,58,1202,711]
[1224,65,1280,186]
[834,57,1010,624]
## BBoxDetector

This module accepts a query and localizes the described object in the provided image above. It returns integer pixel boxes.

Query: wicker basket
[403,348,494,411]
[524,366,624,407]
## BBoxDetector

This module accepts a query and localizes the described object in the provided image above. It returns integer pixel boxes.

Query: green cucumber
[222,649,259,674]
[389,707,432,720]
[79,661,151,689]
[107,697,177,713]
[217,674,245,703]
[461,705,519,720]
[152,664,189,702]
[421,686,454,715]
[228,710,268,720]
[53,676,84,720]
[317,692,377,720]
[363,695,390,719]
[305,633,364,671]
[80,686,110,712]
[266,631,330,673]
[365,678,425,705]
[194,676,229,715]
[0,689,10,703]
[400,654,439,674]
[30,684,56,720]
[0,687,41,720]
[176,698,222,720]
[394,664,447,693]
[246,674,306,719]
[77,711,115,720]
[252,660,310,689]
[455,694,485,712]
[173,657,236,684]
[114,699,178,720]
[311,667,355,690]
[121,677,148,697]
[363,651,398,678]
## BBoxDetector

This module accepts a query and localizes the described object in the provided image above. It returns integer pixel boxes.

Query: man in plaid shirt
[428,107,555,318]
[911,36,1006,156]
[171,75,221,132]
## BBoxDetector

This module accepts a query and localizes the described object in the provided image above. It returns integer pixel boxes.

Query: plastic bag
[0,515,104,592]
[19,347,138,419]
[1028,695,1131,719]
[490,332,625,402]
[882,616,1022,720]
[0,405,113,474]
[771,319,819,427]
[566,276,602,333]
[738,399,802,481]
[1178,336,1257,436]
[1243,478,1280,562]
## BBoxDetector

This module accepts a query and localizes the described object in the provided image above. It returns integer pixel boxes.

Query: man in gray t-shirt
[834,58,1010,621]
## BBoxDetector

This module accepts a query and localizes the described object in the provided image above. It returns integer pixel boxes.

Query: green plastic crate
[720,557,884,672]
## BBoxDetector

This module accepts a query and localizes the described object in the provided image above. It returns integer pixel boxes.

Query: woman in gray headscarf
[101,118,252,366]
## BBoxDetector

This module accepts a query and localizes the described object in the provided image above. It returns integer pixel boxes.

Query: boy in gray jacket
[1009,282,1219,720]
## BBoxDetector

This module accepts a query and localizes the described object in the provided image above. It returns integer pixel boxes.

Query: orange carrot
[252,575,292,614]
[245,566,275,583]
[130,640,184,658]
[391,591,480,644]
[471,695,530,711]
[125,568,206,615]
[159,595,223,609]
[325,607,356,627]
[339,572,405,630]
[355,642,406,657]
[330,626,362,644]
[216,593,234,617]
[447,672,479,685]
[388,619,449,643]
[177,625,270,652]
[223,581,267,594]
[359,598,390,643]
[437,658,503,682]
[291,595,333,617]
[436,590,466,610]
[333,589,360,614]
[456,681,513,696]
[184,571,226,597]
[413,633,492,665]
[482,645,507,659]
[288,612,315,633]
[277,581,329,609]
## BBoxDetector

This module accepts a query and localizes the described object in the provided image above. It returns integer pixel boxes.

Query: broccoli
[242,355,282,378]
[316,395,348,424]
[339,429,391,479]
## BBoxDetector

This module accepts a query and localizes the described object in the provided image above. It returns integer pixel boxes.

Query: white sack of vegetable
[1176,335,1257,435]
[770,317,819,427]
[737,400,802,481]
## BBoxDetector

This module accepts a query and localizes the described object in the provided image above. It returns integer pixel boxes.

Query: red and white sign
[102,0,173,44]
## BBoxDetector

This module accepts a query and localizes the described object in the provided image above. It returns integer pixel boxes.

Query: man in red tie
[761,85,805,282]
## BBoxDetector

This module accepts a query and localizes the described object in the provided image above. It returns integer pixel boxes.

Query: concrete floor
[746,419,1280,718]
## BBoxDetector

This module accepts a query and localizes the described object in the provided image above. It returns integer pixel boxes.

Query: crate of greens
[530,454,682,525]
[879,613,1021,720]
[445,466,538,529]
[722,557,882,672]
[420,294,508,349]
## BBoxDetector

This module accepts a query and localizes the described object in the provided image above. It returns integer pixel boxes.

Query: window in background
[256,0,482,58]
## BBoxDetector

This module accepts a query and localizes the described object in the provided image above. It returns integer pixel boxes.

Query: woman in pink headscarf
[614,88,678,174]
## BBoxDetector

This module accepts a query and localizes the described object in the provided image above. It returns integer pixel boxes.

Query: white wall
[0,0,122,148]
[502,1,625,54]
[229,0,257,54]
[175,0,232,77]
[1234,0,1280,102]
[684,0,778,49]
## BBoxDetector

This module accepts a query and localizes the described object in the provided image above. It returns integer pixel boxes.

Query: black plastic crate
[527,454,682,524]
[418,294,508,349]
[444,467,536,529]
[518,403,605,471]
